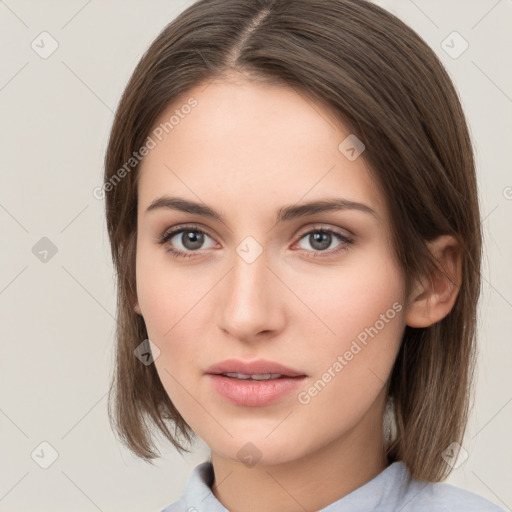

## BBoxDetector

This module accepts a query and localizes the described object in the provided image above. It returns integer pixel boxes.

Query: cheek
[292,249,405,343]
[291,251,405,407]
[135,244,204,338]
[136,257,208,420]
[135,247,217,396]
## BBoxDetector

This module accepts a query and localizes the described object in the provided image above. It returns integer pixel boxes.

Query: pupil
[183,231,204,250]
[311,232,330,250]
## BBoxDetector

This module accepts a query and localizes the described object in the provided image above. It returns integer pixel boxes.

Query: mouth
[205,359,307,407]
[216,372,299,380]
[205,358,307,378]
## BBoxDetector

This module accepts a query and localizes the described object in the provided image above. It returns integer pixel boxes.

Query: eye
[158,225,216,259]
[294,227,354,258]
[158,224,354,260]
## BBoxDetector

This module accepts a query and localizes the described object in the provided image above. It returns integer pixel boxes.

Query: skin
[133,74,461,512]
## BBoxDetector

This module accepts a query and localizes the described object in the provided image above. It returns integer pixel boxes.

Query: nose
[216,245,286,343]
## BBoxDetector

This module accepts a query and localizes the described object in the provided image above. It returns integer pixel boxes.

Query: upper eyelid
[297,223,353,238]
[162,223,215,241]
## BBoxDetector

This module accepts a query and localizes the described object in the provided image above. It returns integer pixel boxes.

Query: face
[134,75,407,466]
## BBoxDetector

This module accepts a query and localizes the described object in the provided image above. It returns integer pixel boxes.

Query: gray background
[1,0,511,510]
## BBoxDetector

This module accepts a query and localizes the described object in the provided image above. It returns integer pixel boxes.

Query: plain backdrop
[1,0,511,511]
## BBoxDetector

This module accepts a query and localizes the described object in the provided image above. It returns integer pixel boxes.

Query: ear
[405,235,462,328]
[133,300,142,316]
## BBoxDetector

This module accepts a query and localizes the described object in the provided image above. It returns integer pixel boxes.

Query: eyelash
[158,224,354,260]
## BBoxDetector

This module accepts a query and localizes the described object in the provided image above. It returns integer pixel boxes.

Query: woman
[103,0,505,510]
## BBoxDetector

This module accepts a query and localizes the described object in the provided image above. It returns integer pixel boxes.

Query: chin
[208,431,316,468]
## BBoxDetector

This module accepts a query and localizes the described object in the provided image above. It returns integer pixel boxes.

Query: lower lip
[207,374,306,407]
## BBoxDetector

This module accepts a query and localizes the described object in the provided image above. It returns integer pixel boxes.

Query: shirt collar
[178,459,411,512]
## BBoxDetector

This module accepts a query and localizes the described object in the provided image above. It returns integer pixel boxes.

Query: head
[104,0,480,482]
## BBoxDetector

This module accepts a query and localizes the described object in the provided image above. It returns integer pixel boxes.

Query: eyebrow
[145,195,378,223]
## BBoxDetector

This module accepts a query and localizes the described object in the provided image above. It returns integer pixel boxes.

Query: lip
[205,358,307,407]
[207,374,306,407]
[205,358,306,377]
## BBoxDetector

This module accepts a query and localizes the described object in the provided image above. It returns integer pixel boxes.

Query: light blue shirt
[160,460,506,511]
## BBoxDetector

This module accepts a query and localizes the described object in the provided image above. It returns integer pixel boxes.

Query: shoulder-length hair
[104,0,481,482]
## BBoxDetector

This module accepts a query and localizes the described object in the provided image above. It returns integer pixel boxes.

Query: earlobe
[405,235,462,328]
[134,301,142,316]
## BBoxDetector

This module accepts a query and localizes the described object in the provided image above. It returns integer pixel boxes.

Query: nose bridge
[217,238,282,339]
[231,246,269,302]
[228,240,271,310]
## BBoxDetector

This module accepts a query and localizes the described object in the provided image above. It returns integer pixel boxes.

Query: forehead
[137,77,386,221]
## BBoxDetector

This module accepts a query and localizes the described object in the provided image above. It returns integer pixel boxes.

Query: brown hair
[104,0,481,481]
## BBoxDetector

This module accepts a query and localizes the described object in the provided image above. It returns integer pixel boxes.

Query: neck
[210,409,389,512]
